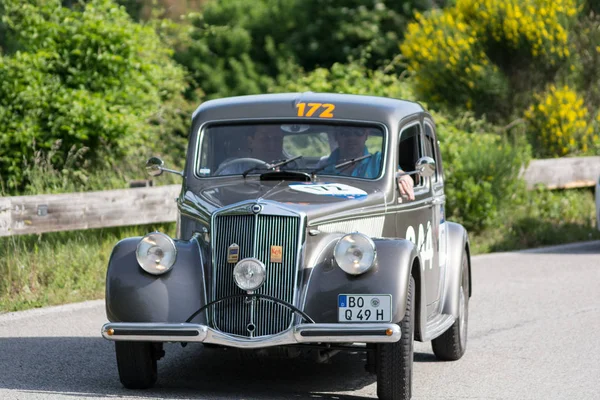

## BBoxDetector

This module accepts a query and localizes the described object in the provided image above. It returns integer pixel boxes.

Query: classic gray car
[101,93,472,400]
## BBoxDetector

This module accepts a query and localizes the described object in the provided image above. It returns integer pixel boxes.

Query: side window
[398,123,424,187]
[424,122,442,183]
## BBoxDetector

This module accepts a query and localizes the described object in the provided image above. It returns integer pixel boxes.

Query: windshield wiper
[309,154,372,176]
[242,155,303,178]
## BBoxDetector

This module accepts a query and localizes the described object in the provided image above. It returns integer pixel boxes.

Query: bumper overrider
[101,322,401,348]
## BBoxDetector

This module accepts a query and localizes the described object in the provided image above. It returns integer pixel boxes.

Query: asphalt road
[1,241,599,400]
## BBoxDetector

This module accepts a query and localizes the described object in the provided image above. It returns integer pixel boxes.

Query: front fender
[440,222,471,318]
[105,235,208,324]
[302,237,419,324]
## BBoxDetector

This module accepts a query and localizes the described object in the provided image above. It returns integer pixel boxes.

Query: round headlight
[233,258,266,291]
[334,233,376,275]
[136,232,177,275]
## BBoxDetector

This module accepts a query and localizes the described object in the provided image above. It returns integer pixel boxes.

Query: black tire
[376,276,415,400]
[115,341,157,389]
[431,250,469,361]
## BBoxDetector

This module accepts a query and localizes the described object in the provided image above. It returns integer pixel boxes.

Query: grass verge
[0,223,175,312]
[470,187,600,254]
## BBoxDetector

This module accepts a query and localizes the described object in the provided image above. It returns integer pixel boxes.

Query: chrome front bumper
[101,322,401,348]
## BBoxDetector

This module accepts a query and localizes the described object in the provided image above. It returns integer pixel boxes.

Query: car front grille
[212,212,301,337]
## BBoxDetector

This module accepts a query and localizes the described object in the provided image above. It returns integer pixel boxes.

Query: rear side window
[398,123,423,187]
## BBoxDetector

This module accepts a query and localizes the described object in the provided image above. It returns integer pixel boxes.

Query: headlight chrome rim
[233,258,267,291]
[135,232,177,275]
[334,232,377,275]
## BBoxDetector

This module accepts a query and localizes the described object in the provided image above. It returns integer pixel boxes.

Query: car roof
[192,92,425,125]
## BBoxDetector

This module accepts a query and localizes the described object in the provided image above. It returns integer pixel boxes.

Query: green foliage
[524,85,594,157]
[472,188,600,253]
[12,139,181,196]
[436,112,531,232]
[280,0,441,71]
[176,0,437,100]
[0,0,187,193]
[272,61,417,100]
[0,222,176,311]
[400,10,509,117]
[400,0,581,120]
[569,11,600,113]
[175,0,292,100]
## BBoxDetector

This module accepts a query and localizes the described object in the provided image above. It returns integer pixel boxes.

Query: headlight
[136,232,177,275]
[233,258,266,291]
[334,233,376,275]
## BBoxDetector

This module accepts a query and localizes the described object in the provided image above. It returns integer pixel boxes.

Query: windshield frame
[193,118,389,182]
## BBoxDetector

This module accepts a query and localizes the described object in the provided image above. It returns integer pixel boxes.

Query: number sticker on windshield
[289,183,367,199]
[295,102,335,118]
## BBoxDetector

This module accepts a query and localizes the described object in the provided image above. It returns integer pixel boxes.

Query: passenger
[316,126,415,200]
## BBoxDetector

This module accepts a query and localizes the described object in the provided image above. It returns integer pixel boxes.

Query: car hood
[184,178,388,224]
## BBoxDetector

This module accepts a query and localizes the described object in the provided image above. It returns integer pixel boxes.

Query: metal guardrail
[1,156,598,237]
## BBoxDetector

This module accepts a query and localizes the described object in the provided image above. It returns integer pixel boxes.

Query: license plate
[338,294,392,322]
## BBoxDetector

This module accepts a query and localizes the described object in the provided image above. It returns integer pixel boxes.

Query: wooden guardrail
[522,156,600,189]
[0,185,180,237]
[0,156,598,237]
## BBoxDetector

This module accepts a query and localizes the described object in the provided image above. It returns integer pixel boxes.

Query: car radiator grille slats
[212,213,300,337]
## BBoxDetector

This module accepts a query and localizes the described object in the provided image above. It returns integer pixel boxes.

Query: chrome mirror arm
[146,156,183,177]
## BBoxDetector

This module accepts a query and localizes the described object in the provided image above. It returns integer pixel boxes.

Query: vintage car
[101,93,472,400]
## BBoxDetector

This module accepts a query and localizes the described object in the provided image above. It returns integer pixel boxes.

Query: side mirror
[146,157,164,177]
[145,157,183,177]
[415,156,436,178]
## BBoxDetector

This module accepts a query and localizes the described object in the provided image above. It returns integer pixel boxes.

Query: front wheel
[376,276,415,400]
[115,341,158,389]
[431,250,469,361]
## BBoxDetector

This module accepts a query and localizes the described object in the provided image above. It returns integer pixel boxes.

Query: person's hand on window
[397,171,415,201]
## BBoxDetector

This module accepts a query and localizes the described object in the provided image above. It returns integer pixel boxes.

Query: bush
[176,0,440,100]
[400,0,581,120]
[455,0,578,65]
[400,9,509,117]
[436,112,530,232]
[523,85,593,157]
[570,12,600,113]
[271,61,416,100]
[0,0,187,193]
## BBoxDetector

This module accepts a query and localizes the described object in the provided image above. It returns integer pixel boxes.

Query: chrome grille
[212,212,300,337]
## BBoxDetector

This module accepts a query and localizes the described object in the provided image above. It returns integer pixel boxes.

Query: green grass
[0,223,176,312]
[470,188,600,254]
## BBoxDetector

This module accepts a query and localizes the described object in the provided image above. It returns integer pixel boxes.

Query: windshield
[197,123,385,179]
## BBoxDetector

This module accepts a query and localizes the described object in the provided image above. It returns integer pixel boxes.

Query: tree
[0,0,187,191]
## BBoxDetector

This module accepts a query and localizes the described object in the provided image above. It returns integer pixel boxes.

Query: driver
[316,126,415,200]
[217,125,299,175]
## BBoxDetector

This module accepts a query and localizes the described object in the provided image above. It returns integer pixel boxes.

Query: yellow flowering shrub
[524,85,592,157]
[455,0,579,64]
[400,0,582,118]
[400,9,508,114]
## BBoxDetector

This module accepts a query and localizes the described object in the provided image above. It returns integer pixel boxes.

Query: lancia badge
[270,245,283,263]
[227,243,240,263]
[251,204,262,214]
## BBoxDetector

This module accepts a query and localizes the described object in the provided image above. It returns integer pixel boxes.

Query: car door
[394,120,437,309]
[423,120,445,310]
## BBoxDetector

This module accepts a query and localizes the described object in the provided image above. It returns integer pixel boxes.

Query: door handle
[432,198,444,205]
